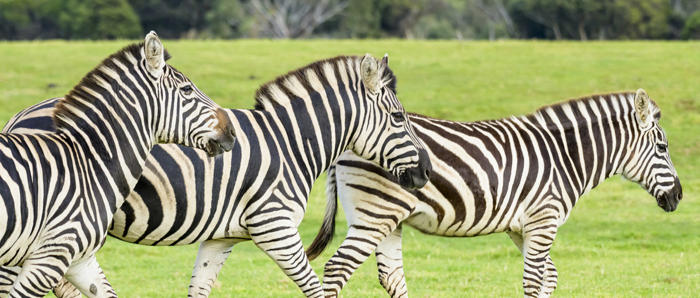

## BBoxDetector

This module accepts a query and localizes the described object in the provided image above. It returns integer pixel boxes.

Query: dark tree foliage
[1,0,699,40]
[682,10,700,39]
[0,0,140,40]
[127,0,214,38]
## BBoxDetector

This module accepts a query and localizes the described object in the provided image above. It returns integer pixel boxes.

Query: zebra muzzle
[657,178,682,212]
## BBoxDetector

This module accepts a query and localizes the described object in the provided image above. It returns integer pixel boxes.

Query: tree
[93,0,141,39]
[202,0,249,38]
[249,0,348,38]
[474,0,516,40]
[0,0,63,39]
[682,10,700,39]
[128,0,214,38]
[338,0,382,38]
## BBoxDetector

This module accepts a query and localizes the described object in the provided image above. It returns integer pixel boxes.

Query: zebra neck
[266,93,359,198]
[539,93,636,198]
[54,83,155,213]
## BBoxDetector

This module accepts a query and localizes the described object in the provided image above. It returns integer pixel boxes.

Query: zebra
[0,31,236,297]
[2,54,432,297]
[305,89,683,297]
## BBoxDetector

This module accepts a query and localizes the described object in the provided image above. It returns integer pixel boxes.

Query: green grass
[0,40,698,297]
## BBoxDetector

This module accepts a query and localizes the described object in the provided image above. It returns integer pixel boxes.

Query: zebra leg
[0,267,21,296]
[9,253,72,297]
[541,256,558,296]
[520,206,559,298]
[248,222,322,297]
[0,267,80,298]
[52,277,82,298]
[375,225,408,298]
[187,239,236,297]
[63,255,116,298]
[324,224,396,297]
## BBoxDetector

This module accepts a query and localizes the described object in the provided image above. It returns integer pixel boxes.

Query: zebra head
[143,31,236,156]
[351,54,431,189]
[621,89,682,212]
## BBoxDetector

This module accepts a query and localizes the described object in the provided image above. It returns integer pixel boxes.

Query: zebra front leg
[0,267,21,296]
[0,267,80,298]
[375,225,408,298]
[9,250,73,297]
[324,224,394,297]
[188,239,236,297]
[248,222,322,297]
[521,207,559,298]
[63,255,116,298]
[508,231,557,297]
[53,277,82,298]
[541,256,557,296]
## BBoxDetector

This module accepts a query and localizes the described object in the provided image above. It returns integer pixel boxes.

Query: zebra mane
[53,42,171,131]
[534,91,661,121]
[253,55,397,110]
[407,91,661,125]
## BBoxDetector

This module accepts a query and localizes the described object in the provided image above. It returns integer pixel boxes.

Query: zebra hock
[307,89,682,297]
[0,32,235,297]
[3,54,431,297]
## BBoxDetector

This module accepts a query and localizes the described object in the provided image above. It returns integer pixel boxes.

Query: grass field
[0,40,698,297]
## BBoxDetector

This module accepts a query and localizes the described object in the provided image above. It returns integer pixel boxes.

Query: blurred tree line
[1,0,700,40]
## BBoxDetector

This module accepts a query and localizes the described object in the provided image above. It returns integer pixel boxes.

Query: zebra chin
[656,178,682,212]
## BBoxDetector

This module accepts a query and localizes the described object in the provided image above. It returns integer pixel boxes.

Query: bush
[682,11,700,39]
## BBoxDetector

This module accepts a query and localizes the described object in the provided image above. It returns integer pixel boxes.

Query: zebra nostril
[424,169,430,178]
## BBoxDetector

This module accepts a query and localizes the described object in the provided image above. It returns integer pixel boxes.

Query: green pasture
[0,40,698,297]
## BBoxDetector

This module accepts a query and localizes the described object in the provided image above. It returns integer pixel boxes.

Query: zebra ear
[381,53,389,66]
[144,31,165,78]
[634,88,652,130]
[360,54,381,93]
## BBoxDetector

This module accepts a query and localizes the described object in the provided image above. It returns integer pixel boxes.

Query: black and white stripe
[0,32,235,297]
[306,89,682,297]
[3,54,431,297]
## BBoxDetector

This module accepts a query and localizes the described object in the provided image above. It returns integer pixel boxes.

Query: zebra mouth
[204,134,235,157]
[656,177,682,212]
[657,182,682,212]
[397,166,430,189]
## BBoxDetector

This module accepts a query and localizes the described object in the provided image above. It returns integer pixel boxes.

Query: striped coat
[308,90,682,297]
[3,54,431,297]
[0,32,234,297]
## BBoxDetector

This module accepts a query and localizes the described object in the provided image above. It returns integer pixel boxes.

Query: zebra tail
[306,165,338,261]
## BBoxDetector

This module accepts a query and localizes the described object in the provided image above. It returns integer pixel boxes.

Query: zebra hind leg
[248,221,322,297]
[521,205,559,298]
[63,254,116,298]
[375,225,408,298]
[508,231,557,297]
[188,239,236,297]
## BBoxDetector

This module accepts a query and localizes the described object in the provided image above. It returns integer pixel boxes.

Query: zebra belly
[107,138,281,246]
[403,192,517,237]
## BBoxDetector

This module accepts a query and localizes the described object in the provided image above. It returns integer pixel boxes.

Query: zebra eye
[180,85,194,96]
[657,144,667,153]
[391,112,405,122]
